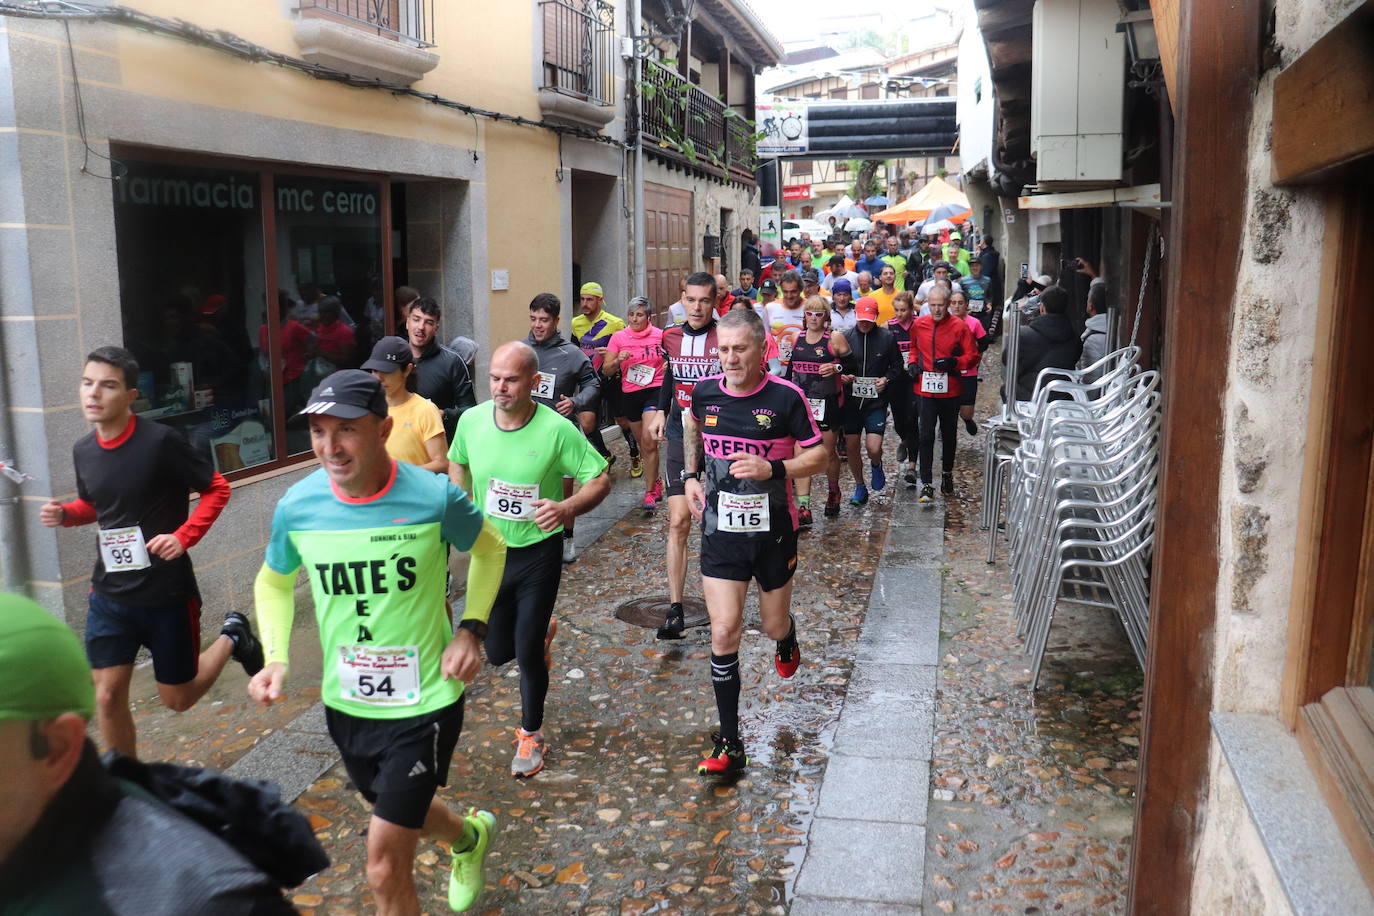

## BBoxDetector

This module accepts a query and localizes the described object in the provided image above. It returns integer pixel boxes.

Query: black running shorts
[86,590,201,685]
[620,386,662,419]
[700,528,799,592]
[958,376,979,406]
[325,695,465,829]
[665,437,685,498]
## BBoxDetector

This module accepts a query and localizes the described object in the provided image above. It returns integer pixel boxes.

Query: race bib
[99,526,150,572]
[970,299,986,313]
[853,376,880,399]
[534,371,556,400]
[338,645,421,707]
[717,491,770,533]
[808,397,826,421]
[921,371,949,395]
[625,363,655,387]
[674,380,695,409]
[485,477,540,522]
[779,343,793,363]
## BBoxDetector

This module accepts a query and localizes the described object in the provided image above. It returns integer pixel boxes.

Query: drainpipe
[630,0,646,295]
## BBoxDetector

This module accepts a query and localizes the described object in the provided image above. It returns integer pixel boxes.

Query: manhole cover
[615,596,709,629]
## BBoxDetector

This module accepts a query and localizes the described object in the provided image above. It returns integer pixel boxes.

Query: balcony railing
[640,58,757,184]
[298,0,435,48]
[540,0,616,108]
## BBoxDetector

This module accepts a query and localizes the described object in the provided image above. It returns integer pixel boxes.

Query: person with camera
[908,286,980,503]
[1005,284,1083,402]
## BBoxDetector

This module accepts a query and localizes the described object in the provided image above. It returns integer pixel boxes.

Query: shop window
[112,154,393,478]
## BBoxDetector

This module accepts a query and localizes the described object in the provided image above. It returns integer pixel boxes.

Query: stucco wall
[1188,0,1366,908]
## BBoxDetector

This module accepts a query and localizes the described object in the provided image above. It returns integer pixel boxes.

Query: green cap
[0,592,95,722]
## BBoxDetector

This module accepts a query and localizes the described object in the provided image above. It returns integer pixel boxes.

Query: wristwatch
[457,619,488,640]
[679,469,700,481]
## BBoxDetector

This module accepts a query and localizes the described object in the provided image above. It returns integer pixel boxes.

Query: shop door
[645,182,693,325]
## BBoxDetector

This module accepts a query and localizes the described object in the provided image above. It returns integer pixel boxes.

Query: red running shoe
[697,733,748,776]
[775,633,801,679]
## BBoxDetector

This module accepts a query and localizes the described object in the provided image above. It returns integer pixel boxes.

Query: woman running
[362,336,446,473]
[603,297,666,510]
[784,295,852,519]
[947,290,991,435]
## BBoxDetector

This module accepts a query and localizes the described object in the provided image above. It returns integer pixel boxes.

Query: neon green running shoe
[448,808,496,912]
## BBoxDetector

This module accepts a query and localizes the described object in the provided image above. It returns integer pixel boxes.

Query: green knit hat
[0,592,95,721]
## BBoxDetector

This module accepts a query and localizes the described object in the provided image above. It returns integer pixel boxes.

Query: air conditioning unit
[1030,0,1125,185]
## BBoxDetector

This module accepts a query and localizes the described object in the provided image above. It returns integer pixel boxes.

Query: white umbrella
[921,218,957,235]
[817,194,868,221]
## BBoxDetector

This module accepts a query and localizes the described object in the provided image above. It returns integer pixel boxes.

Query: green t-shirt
[265,460,485,719]
[447,401,607,548]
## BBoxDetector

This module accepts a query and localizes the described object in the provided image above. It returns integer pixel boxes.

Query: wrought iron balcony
[297,0,435,48]
[640,58,756,185]
[539,0,616,108]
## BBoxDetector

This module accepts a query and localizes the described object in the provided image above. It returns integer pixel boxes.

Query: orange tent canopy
[870,176,972,224]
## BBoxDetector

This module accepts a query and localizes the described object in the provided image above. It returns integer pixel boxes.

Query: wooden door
[644,182,693,325]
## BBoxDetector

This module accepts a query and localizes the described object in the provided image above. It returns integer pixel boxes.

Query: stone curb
[793,498,945,913]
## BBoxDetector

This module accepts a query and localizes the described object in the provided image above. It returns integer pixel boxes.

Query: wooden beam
[1149,0,1181,112]
[1272,1,1374,184]
[720,44,731,105]
[1127,0,1260,907]
[1018,183,1163,210]
[679,19,691,78]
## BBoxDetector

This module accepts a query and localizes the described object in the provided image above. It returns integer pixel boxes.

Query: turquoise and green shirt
[447,401,607,548]
[265,459,484,719]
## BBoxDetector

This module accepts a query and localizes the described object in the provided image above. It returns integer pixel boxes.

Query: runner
[681,308,827,775]
[908,286,980,502]
[764,270,805,368]
[887,291,920,485]
[364,336,447,473]
[915,262,962,308]
[838,298,904,505]
[604,297,666,511]
[526,293,602,564]
[948,290,991,435]
[448,342,610,778]
[828,278,857,331]
[39,346,262,759]
[570,282,637,474]
[729,297,784,374]
[870,264,899,325]
[959,258,993,330]
[645,272,722,640]
[784,296,852,519]
[248,369,508,913]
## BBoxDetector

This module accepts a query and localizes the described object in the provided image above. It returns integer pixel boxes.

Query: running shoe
[630,454,644,478]
[896,441,908,462]
[656,602,687,640]
[918,484,935,504]
[797,504,814,529]
[448,808,496,912]
[904,466,920,488]
[824,488,841,517]
[941,473,955,496]
[850,484,869,506]
[697,733,748,776]
[221,612,264,676]
[964,417,978,436]
[870,462,886,492]
[775,629,801,678]
[643,489,657,511]
[511,728,546,778]
[562,536,577,564]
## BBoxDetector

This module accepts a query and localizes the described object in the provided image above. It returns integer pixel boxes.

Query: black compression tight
[484,535,564,732]
[917,396,961,484]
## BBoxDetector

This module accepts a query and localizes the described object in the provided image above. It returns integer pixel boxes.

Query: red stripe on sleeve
[60,498,97,527]
[173,472,231,549]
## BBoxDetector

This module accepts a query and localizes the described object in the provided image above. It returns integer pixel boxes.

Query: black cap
[298,369,388,420]
[760,278,778,293]
[802,269,821,283]
[362,336,412,373]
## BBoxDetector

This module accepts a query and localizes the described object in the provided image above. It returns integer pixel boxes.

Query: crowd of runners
[6,222,1003,914]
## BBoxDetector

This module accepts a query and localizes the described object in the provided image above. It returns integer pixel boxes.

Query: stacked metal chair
[985,340,1161,687]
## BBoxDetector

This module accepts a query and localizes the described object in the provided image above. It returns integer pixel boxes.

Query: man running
[828,278,857,331]
[764,270,806,367]
[40,346,262,759]
[887,291,920,484]
[249,369,508,913]
[681,308,827,775]
[645,272,722,640]
[909,286,980,502]
[785,296,851,518]
[881,236,909,292]
[570,282,637,473]
[838,298,904,505]
[449,342,610,779]
[526,293,602,564]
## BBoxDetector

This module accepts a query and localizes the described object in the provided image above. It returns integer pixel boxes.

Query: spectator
[1079,282,1109,373]
[1007,284,1083,401]
[405,296,476,439]
[742,231,761,275]
[312,297,356,371]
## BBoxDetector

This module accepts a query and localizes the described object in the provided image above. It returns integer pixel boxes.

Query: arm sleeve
[570,357,601,414]
[60,498,97,526]
[459,518,506,626]
[254,563,296,668]
[174,472,231,549]
[838,332,860,374]
[658,358,676,412]
[446,411,469,465]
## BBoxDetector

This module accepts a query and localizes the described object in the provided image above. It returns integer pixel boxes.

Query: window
[112,152,394,478]
[861,83,879,99]
[790,161,812,178]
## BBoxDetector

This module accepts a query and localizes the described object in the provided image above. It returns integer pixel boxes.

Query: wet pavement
[923,355,1141,914]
